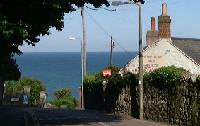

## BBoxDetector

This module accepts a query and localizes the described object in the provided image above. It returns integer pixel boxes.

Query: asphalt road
[0,106,169,126]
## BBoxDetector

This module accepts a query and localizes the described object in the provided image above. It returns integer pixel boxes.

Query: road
[0,106,169,126]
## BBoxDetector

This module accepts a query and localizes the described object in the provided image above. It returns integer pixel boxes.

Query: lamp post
[69,37,84,109]
[111,0,145,119]
[137,2,144,120]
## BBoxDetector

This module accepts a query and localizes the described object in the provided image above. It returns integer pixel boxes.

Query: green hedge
[84,75,104,110]
[84,66,200,125]
[84,66,138,114]
[143,66,200,125]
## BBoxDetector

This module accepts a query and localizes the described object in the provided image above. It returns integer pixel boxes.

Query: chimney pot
[162,3,167,16]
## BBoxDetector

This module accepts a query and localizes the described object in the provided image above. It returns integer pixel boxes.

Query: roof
[172,37,200,63]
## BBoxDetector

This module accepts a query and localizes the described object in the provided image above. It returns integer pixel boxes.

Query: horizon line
[21,51,137,53]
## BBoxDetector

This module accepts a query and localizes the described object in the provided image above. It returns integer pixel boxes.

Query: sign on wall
[103,69,112,77]
[143,55,164,72]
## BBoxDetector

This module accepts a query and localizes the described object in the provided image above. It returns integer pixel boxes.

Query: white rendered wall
[125,39,200,75]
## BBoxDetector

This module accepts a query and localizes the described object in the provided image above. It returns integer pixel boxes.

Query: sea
[15,52,137,100]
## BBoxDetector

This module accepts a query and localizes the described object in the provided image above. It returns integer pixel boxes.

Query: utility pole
[81,7,87,109]
[138,3,144,120]
[109,36,114,66]
[111,0,145,119]
[81,7,87,77]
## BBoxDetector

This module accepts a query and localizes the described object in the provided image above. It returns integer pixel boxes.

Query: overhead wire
[64,9,80,29]
[85,9,132,55]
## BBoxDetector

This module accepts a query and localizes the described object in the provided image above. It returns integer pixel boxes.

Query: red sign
[103,69,112,77]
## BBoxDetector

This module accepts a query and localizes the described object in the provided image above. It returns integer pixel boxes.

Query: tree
[0,0,109,104]
[0,58,21,104]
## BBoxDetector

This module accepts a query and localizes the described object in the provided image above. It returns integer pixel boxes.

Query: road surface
[0,106,169,126]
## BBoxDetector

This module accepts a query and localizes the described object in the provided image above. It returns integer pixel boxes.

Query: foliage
[54,88,71,99]
[195,75,200,84]
[143,66,200,125]
[0,58,21,81]
[144,66,187,90]
[0,0,109,84]
[0,0,109,54]
[50,88,78,109]
[4,80,17,93]
[84,66,138,113]
[5,77,45,106]
[84,65,200,125]
[84,74,104,110]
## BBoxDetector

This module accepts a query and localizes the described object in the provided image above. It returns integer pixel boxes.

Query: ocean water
[15,52,136,100]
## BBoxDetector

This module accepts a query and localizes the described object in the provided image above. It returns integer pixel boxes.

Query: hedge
[84,66,138,114]
[84,66,200,125]
[144,66,200,125]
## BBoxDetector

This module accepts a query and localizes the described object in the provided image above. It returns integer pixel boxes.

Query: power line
[85,9,131,54]
[64,10,79,32]
[86,5,116,11]
[65,12,76,25]
[103,8,116,12]
[101,11,131,25]
[86,6,98,11]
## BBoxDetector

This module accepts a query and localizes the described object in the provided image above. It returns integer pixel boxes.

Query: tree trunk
[0,76,4,105]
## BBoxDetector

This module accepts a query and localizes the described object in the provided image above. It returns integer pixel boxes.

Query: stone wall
[114,85,131,116]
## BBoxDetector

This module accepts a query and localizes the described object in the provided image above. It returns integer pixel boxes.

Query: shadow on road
[34,108,122,125]
[0,106,123,126]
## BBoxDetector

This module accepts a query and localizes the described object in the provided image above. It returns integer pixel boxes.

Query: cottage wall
[125,39,200,75]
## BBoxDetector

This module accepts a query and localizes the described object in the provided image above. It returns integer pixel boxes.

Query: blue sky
[20,0,200,52]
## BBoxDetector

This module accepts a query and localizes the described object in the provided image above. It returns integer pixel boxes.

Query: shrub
[50,88,78,109]
[17,77,45,106]
[84,66,138,113]
[144,66,187,90]
[54,88,71,99]
[143,66,200,125]
[5,77,45,106]
[84,74,104,110]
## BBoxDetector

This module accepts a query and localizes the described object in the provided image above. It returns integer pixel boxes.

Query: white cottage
[123,3,200,75]
[124,38,200,75]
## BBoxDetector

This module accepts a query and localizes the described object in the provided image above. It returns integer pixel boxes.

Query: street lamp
[111,0,145,119]
[68,37,84,109]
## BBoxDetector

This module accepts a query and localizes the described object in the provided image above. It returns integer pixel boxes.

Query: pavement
[0,106,170,126]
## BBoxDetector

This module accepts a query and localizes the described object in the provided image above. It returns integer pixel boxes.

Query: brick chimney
[151,17,155,32]
[146,17,159,46]
[158,3,171,39]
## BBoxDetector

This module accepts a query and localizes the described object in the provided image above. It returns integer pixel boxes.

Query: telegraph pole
[111,0,145,119]
[109,36,113,66]
[81,7,87,109]
[138,3,144,120]
[81,7,87,77]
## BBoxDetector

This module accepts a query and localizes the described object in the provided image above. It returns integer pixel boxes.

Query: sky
[20,0,200,52]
